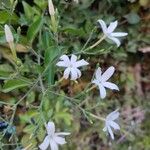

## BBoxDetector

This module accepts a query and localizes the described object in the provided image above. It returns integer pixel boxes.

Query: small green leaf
[22,1,33,19]
[0,10,18,24]
[3,78,32,93]
[44,46,61,85]
[0,70,12,80]
[27,16,43,43]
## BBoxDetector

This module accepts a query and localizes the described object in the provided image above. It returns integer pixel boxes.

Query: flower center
[69,64,73,68]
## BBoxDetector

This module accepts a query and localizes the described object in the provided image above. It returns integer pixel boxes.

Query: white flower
[39,122,70,150]
[98,19,128,47]
[103,109,120,140]
[56,54,89,80]
[92,66,119,99]
[4,24,14,43]
[48,0,55,16]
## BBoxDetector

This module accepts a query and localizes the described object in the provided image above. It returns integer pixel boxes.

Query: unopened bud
[4,24,14,43]
[48,0,55,16]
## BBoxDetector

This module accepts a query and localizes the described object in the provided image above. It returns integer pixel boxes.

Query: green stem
[84,35,106,52]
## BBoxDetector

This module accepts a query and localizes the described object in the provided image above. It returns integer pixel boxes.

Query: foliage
[0,0,149,149]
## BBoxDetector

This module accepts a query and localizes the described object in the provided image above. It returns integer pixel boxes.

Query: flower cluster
[38,17,127,149]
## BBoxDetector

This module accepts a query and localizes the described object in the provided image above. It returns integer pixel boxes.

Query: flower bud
[4,24,14,43]
[48,0,55,16]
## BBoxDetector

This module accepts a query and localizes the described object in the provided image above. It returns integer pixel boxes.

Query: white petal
[75,59,89,68]
[54,136,66,145]
[70,68,78,80]
[108,36,121,47]
[56,61,69,67]
[110,32,128,37]
[92,79,99,86]
[101,66,115,82]
[46,122,55,136]
[103,82,119,90]
[107,109,119,121]
[71,54,77,63]
[107,126,114,140]
[107,20,118,33]
[55,132,70,136]
[60,55,70,64]
[109,121,120,130]
[50,139,58,150]
[76,68,82,78]
[95,67,102,81]
[39,136,49,150]
[63,68,71,79]
[98,19,107,34]
[98,84,106,99]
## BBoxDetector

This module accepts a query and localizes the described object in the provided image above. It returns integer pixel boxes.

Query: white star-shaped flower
[103,109,120,140]
[56,54,89,80]
[39,122,70,150]
[98,19,128,47]
[92,66,119,99]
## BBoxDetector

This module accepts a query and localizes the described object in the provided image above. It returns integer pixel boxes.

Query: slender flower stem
[83,35,106,52]
[86,85,97,93]
[88,113,105,121]
[51,15,57,33]
[89,35,106,49]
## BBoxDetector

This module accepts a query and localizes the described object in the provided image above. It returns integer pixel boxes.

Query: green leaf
[62,27,86,37]
[27,16,43,44]
[0,70,12,80]
[44,46,61,85]
[22,1,33,19]
[34,0,47,9]
[125,12,141,24]
[2,78,32,93]
[0,10,18,24]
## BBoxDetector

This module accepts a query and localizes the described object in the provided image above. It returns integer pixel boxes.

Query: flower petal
[46,122,55,136]
[98,19,107,34]
[55,132,70,136]
[95,67,102,81]
[101,66,115,82]
[103,82,119,90]
[54,136,66,145]
[98,84,106,99]
[50,139,58,150]
[109,121,120,130]
[110,32,128,37]
[107,109,119,121]
[70,68,78,80]
[39,136,49,150]
[107,126,114,140]
[56,61,69,67]
[63,68,71,79]
[108,36,121,47]
[60,55,70,64]
[71,54,77,63]
[107,20,118,33]
[76,68,82,78]
[92,79,99,86]
[75,59,89,68]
